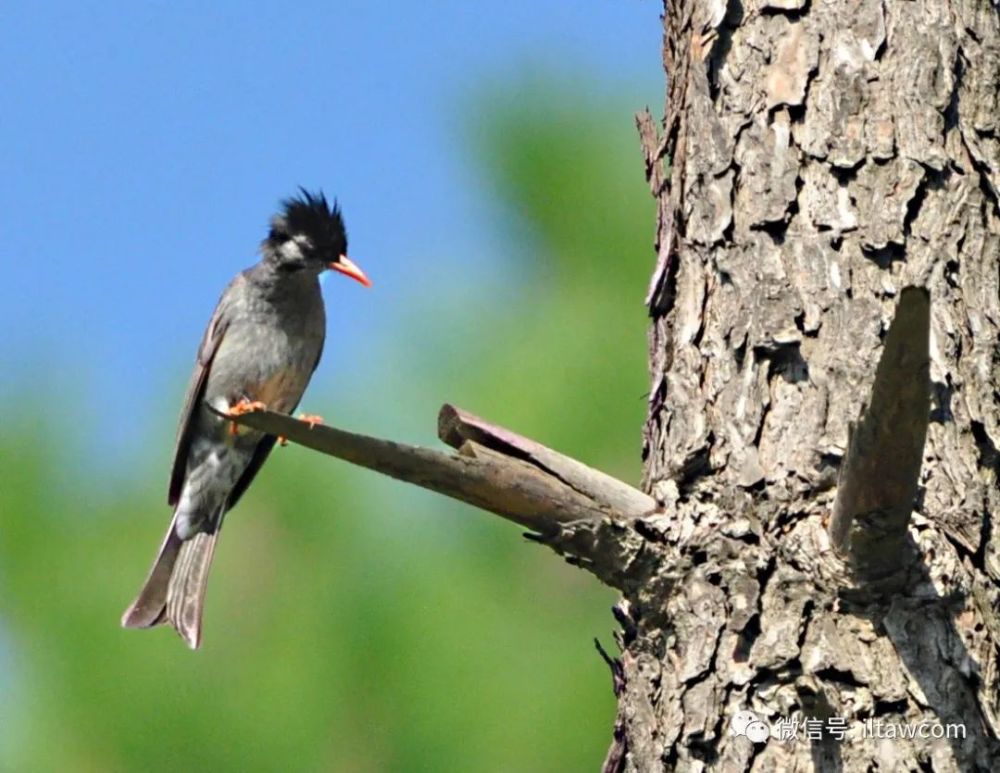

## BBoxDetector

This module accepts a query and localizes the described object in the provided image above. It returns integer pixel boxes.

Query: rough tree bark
[618,0,1000,770]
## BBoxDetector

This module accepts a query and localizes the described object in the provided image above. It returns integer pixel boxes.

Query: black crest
[268,188,347,253]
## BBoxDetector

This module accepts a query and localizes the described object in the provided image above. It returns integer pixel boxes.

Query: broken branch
[220,404,655,539]
[438,404,655,516]
[829,286,932,580]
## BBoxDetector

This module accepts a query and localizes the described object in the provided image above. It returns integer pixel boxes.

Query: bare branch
[829,286,932,580]
[220,406,654,540]
[438,404,655,516]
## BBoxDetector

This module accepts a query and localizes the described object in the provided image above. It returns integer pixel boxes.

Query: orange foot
[298,413,324,428]
[227,398,267,435]
[278,414,324,447]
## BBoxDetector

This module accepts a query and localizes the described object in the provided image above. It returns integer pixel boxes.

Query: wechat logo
[730,709,770,744]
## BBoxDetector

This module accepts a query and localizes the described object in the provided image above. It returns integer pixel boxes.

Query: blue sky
[0,2,661,468]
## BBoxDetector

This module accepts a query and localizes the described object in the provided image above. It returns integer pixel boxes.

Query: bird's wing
[225,435,278,510]
[167,281,238,506]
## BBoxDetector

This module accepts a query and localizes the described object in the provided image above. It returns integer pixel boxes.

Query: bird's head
[263,188,371,286]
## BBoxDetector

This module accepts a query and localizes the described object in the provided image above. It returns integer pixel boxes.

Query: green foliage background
[0,85,653,771]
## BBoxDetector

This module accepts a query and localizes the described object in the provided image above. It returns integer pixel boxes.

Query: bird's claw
[278,414,324,447]
[298,413,324,429]
[227,399,267,435]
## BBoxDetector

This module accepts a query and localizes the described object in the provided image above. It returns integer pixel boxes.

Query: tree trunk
[612,1,1000,770]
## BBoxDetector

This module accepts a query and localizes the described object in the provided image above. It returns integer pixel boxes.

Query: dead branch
[219,404,655,540]
[438,404,655,516]
[829,286,932,580]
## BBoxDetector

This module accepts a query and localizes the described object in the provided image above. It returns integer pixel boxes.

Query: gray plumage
[122,189,367,649]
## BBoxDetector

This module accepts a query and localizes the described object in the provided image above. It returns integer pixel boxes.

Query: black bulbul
[122,189,370,648]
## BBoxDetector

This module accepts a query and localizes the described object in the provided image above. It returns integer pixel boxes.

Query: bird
[121,188,370,649]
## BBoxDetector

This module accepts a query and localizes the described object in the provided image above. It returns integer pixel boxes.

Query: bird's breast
[253,366,314,413]
[205,313,324,415]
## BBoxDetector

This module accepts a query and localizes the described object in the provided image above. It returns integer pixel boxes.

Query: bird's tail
[121,512,221,649]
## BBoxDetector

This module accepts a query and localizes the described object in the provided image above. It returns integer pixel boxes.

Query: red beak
[330,255,371,287]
